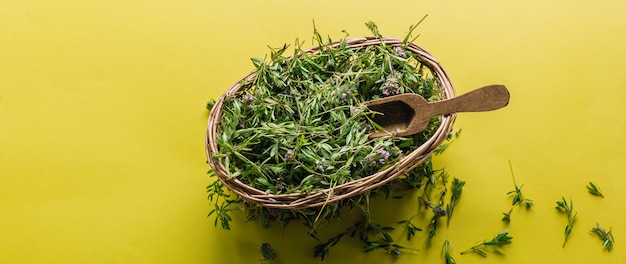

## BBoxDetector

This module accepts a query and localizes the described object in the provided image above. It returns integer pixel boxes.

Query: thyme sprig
[419,194,446,240]
[507,160,532,208]
[206,174,241,230]
[587,182,604,198]
[397,219,422,241]
[312,217,415,260]
[446,177,465,227]
[259,243,277,263]
[442,239,456,264]
[417,168,449,240]
[556,197,577,247]
[461,230,513,257]
[590,223,615,251]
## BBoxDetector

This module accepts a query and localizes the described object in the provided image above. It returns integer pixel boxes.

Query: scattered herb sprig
[461,229,513,256]
[397,218,422,241]
[206,176,241,230]
[442,239,456,264]
[259,243,277,263]
[418,168,449,240]
[507,160,532,208]
[313,216,416,260]
[556,197,577,247]
[590,223,615,251]
[587,182,604,198]
[446,177,465,227]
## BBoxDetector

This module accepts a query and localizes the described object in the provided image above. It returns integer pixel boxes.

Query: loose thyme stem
[259,243,277,263]
[447,177,465,227]
[507,160,533,208]
[442,239,456,264]
[461,230,513,256]
[556,197,577,247]
[587,182,604,198]
[590,223,615,251]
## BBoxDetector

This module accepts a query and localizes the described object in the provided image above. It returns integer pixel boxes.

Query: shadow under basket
[206,36,457,210]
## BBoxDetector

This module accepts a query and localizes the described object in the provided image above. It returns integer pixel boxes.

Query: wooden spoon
[364,84,510,138]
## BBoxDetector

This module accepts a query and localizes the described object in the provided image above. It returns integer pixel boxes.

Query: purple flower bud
[243,93,254,101]
[433,206,447,217]
[394,46,407,59]
[282,150,294,161]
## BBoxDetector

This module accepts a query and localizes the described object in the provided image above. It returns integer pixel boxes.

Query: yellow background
[2,0,625,263]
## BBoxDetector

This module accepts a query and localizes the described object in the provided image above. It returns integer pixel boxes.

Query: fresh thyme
[206,175,241,230]
[460,229,513,257]
[259,243,277,263]
[427,202,446,240]
[212,20,441,196]
[507,160,532,208]
[590,223,615,251]
[446,177,465,227]
[207,20,458,261]
[397,219,422,241]
[414,167,449,240]
[312,216,415,260]
[442,239,456,264]
[587,182,604,198]
[419,192,446,240]
[556,197,577,247]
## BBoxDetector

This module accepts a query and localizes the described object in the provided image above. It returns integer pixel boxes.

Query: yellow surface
[2,0,626,263]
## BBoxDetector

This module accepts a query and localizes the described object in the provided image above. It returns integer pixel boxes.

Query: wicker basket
[206,36,456,210]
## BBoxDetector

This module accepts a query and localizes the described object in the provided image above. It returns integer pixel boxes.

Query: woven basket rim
[206,36,456,209]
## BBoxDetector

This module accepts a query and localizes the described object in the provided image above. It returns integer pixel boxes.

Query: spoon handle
[426,84,510,117]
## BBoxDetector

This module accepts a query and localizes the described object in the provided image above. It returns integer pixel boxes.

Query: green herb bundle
[207,20,454,259]
[215,30,441,195]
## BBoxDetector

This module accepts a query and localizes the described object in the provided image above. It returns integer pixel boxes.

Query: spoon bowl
[364,84,510,138]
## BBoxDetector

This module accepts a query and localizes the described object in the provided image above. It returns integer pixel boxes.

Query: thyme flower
[394,46,407,59]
